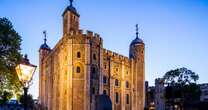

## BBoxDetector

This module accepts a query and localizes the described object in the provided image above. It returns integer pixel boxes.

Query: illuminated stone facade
[39,2,145,110]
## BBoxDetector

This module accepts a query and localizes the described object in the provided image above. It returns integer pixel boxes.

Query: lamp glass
[15,64,36,83]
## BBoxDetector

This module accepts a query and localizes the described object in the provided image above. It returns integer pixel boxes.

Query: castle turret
[129,24,145,110]
[39,31,51,73]
[62,0,80,35]
[39,31,51,52]
[39,31,51,108]
[129,24,144,59]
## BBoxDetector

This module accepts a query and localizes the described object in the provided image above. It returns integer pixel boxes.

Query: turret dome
[130,24,144,46]
[62,0,80,17]
[40,31,51,50]
[129,24,144,58]
[40,43,51,50]
[62,5,80,17]
[130,37,143,46]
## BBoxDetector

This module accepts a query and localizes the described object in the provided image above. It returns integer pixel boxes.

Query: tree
[0,91,13,105]
[0,17,22,104]
[163,67,199,86]
[163,67,201,109]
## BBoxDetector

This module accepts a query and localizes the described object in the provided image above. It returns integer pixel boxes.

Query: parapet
[77,29,103,44]
[86,30,93,36]
[78,29,83,34]
[103,48,129,63]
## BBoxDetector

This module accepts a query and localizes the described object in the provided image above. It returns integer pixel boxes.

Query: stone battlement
[103,49,129,62]
[77,29,103,43]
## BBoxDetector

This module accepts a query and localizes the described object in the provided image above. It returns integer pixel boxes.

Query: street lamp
[15,54,37,110]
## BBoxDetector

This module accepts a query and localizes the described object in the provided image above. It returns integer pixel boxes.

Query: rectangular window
[126,94,129,104]
[77,52,81,58]
[115,79,119,87]
[115,92,119,104]
[103,90,107,95]
[103,76,107,84]
[93,54,96,60]
[76,66,80,73]
[126,81,129,88]
[92,88,95,94]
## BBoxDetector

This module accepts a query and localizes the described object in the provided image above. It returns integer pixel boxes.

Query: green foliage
[163,67,199,86]
[0,17,22,102]
[163,67,201,108]
[0,91,13,105]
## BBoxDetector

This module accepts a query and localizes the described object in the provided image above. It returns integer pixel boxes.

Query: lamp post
[15,55,37,110]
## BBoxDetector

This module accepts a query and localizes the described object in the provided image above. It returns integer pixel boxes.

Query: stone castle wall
[39,3,145,110]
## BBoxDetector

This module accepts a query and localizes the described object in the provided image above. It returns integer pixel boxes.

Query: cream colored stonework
[39,4,145,110]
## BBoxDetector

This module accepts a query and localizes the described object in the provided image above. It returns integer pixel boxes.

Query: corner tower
[39,31,51,108]
[129,24,145,110]
[63,0,80,35]
[129,25,144,59]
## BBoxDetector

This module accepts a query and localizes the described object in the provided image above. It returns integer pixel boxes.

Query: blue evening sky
[0,0,208,98]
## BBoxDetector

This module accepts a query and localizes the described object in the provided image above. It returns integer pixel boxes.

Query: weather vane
[69,0,73,6]
[43,30,47,44]
[136,24,139,38]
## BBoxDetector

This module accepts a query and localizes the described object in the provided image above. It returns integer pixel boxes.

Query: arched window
[76,66,80,73]
[126,94,129,104]
[126,81,129,88]
[115,92,119,104]
[103,90,107,95]
[92,87,95,94]
[77,52,81,58]
[91,66,97,79]
[104,65,107,69]
[93,54,96,60]
[116,68,118,72]
[115,79,119,86]
[103,76,107,84]
[92,67,96,74]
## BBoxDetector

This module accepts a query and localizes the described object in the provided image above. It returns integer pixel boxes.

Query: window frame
[115,79,119,87]
[93,53,96,60]
[76,66,81,73]
[115,92,119,104]
[77,52,81,58]
[126,81,129,89]
[103,76,108,84]
[126,94,130,104]
[103,90,107,95]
